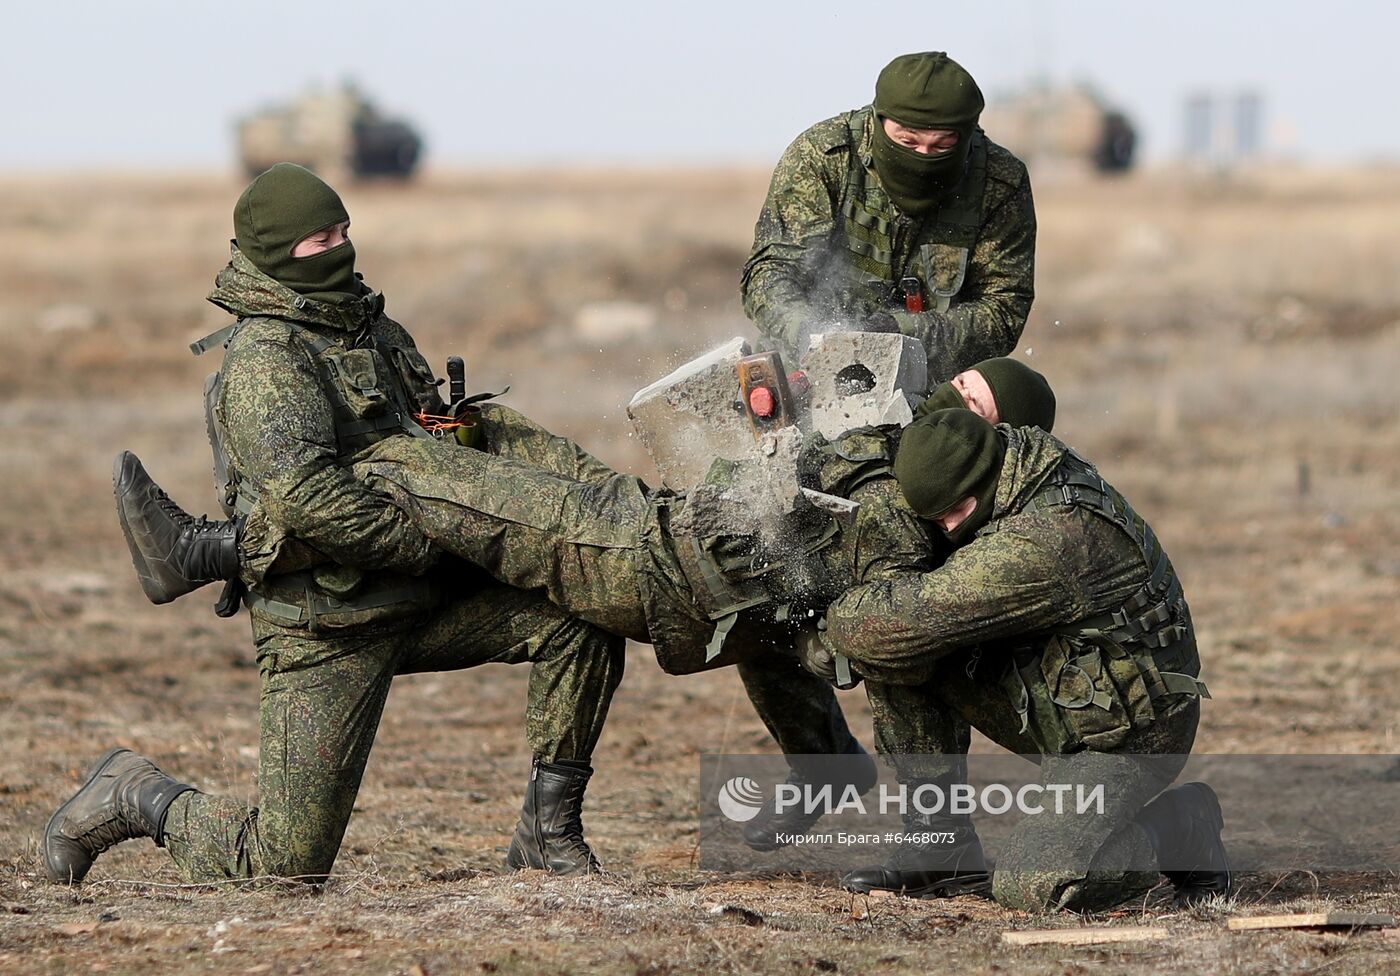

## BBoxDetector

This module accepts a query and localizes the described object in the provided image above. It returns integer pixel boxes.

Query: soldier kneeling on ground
[43,163,625,888]
[801,408,1230,911]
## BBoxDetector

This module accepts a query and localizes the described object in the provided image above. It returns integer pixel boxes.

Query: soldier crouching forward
[808,409,1228,911]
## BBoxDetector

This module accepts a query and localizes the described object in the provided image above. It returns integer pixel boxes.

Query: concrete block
[801,332,928,440]
[627,337,761,490]
[669,427,805,540]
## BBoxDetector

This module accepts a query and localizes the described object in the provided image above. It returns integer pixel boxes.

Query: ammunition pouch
[997,453,1208,751]
[245,569,439,633]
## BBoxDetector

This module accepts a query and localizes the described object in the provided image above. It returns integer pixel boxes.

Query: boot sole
[43,747,130,884]
[111,452,181,605]
[111,453,155,596]
[844,872,992,899]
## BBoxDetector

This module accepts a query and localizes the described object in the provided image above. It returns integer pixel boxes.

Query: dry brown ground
[0,165,1398,974]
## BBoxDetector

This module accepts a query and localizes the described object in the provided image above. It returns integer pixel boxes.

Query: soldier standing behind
[741,51,1036,380]
[736,50,1038,846]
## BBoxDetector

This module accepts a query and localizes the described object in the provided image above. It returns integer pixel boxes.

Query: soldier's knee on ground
[991,828,1158,913]
[991,867,1131,914]
[256,851,336,887]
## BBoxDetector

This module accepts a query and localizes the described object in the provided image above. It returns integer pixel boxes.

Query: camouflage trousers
[485,408,858,756]
[356,406,860,757]
[161,583,623,884]
[864,645,1200,913]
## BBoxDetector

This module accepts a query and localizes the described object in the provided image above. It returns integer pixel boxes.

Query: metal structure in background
[978,83,1137,175]
[1183,90,1265,169]
[236,83,423,180]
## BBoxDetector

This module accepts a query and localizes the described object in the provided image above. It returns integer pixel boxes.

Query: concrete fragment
[801,332,927,440]
[800,488,860,522]
[669,428,805,540]
[627,337,760,490]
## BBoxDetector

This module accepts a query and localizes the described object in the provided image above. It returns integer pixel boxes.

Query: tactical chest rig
[191,316,439,626]
[839,108,987,313]
[992,451,1210,748]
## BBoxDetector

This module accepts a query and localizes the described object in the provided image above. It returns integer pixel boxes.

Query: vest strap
[190,323,239,357]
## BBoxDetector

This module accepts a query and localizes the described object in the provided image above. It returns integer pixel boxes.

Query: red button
[749,386,775,417]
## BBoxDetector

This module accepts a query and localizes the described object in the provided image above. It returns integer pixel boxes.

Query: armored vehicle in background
[237,84,423,180]
[980,84,1137,174]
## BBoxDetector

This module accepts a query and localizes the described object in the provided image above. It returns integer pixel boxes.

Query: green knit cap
[915,358,1056,431]
[895,409,1004,543]
[974,357,1056,431]
[873,52,984,131]
[233,162,357,300]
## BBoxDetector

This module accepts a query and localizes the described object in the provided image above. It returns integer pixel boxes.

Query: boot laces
[148,481,194,529]
[74,806,146,859]
[187,516,222,537]
[557,781,597,864]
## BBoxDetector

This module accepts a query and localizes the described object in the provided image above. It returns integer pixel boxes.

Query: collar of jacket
[989,425,1072,522]
[206,243,384,333]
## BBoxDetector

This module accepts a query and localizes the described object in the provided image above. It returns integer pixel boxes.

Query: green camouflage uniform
[824,425,1207,912]
[161,248,624,884]
[327,426,895,668]
[741,107,1036,381]
[738,106,1036,762]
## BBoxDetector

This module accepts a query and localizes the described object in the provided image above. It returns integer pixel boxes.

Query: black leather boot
[1136,781,1232,906]
[742,740,879,852]
[841,811,990,898]
[506,759,600,875]
[43,748,196,884]
[114,451,242,604]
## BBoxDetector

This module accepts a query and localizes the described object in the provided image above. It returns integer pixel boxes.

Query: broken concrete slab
[627,337,761,491]
[801,332,927,440]
[669,428,806,540]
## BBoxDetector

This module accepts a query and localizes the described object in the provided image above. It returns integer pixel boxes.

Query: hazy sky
[5,0,1385,170]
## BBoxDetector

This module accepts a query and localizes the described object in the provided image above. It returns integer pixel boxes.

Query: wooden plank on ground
[1227,913,1396,931]
[1002,926,1169,946]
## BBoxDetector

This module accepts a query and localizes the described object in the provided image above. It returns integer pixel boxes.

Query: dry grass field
[1,163,1398,974]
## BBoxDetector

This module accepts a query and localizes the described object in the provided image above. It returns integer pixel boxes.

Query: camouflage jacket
[822,426,1198,693]
[741,107,1035,380]
[207,246,445,628]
